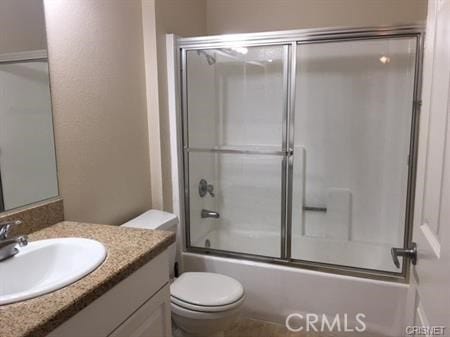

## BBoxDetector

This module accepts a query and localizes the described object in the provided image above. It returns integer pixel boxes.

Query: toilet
[122,210,245,337]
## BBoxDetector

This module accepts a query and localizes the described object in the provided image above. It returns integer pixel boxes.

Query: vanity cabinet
[47,251,171,337]
[109,285,170,337]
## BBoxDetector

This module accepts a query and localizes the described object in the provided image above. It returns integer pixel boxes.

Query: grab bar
[303,206,327,213]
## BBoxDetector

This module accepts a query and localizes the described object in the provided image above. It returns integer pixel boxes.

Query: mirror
[0,0,58,212]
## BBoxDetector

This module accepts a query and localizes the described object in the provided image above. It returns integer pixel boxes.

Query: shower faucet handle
[391,242,417,268]
[199,179,215,198]
[206,185,215,197]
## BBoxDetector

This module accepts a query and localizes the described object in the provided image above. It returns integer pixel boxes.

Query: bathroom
[0,0,449,336]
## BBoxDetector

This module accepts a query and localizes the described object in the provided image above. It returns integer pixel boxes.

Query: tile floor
[224,318,384,337]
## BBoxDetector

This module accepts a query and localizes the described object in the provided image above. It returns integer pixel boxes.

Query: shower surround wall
[185,36,417,273]
[215,48,284,251]
[186,46,286,256]
[186,52,218,244]
[292,38,416,245]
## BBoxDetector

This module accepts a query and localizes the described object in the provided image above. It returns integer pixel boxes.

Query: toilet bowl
[170,272,245,337]
[121,210,245,337]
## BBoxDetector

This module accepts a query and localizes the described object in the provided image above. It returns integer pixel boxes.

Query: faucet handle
[0,220,22,239]
[199,179,216,198]
[206,184,215,197]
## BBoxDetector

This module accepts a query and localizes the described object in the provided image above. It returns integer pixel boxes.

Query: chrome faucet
[201,209,220,219]
[0,220,28,261]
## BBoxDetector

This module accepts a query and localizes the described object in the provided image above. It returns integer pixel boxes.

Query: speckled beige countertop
[0,221,175,337]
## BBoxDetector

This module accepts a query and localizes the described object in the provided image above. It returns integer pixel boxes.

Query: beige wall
[44,0,152,225]
[206,0,427,34]
[146,0,207,211]
[155,0,207,37]
[0,0,47,54]
[141,0,163,211]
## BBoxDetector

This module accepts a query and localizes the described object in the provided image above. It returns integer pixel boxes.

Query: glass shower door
[184,44,289,258]
[290,37,418,272]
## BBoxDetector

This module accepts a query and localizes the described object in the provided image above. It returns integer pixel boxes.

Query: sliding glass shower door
[180,27,422,279]
[290,37,418,272]
[184,44,289,258]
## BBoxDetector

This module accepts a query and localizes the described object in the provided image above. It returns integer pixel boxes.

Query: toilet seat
[171,294,245,312]
[170,272,245,313]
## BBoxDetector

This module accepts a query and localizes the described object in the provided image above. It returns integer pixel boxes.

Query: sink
[0,238,107,305]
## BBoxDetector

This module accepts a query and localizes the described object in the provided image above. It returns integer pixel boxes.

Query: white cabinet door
[408,0,450,334]
[109,284,171,337]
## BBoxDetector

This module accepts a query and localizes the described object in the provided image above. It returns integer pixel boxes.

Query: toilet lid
[170,272,244,307]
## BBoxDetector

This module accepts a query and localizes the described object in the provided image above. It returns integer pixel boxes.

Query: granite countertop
[0,221,175,337]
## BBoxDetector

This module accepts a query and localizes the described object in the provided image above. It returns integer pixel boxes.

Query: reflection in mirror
[0,0,58,212]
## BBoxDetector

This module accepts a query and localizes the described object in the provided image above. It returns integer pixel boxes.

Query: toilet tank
[121,210,178,277]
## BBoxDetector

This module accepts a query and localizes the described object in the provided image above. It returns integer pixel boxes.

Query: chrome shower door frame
[177,25,424,282]
[0,167,4,212]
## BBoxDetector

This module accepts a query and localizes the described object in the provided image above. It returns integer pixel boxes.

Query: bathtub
[194,228,399,272]
[183,229,408,336]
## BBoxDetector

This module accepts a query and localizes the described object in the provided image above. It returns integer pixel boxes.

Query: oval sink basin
[0,237,107,305]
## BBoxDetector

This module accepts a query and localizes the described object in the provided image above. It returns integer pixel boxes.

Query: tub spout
[201,209,220,219]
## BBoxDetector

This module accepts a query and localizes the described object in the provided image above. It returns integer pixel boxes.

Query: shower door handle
[391,242,417,268]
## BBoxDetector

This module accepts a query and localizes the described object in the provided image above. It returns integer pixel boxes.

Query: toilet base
[171,302,241,337]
